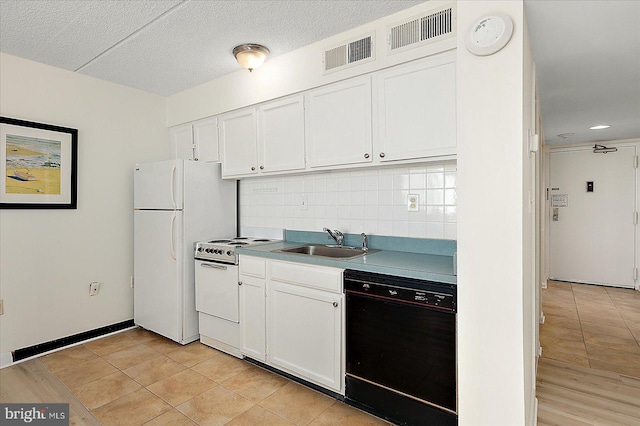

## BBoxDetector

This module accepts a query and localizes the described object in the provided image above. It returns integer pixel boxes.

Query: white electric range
[194,236,279,357]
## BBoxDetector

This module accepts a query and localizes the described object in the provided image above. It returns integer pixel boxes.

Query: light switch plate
[407,194,419,212]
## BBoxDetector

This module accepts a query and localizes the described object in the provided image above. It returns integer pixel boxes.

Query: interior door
[549,146,637,288]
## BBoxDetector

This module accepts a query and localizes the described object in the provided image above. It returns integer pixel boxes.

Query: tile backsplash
[239,161,457,240]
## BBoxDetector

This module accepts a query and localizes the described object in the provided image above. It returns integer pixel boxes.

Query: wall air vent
[323,33,374,73]
[388,4,455,53]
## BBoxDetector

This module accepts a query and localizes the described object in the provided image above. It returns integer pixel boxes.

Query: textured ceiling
[0,0,423,96]
[1,0,638,146]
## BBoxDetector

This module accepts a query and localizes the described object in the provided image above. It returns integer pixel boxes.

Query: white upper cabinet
[219,108,258,177]
[171,117,219,162]
[305,76,373,168]
[258,95,306,173]
[375,55,456,162]
[216,55,457,177]
[220,96,305,178]
[192,117,220,162]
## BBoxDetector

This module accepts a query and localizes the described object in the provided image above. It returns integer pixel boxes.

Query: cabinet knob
[260,166,264,170]
[332,302,338,307]
[251,166,256,171]
[364,153,370,159]
[379,152,386,158]
[194,158,199,161]
[238,281,243,286]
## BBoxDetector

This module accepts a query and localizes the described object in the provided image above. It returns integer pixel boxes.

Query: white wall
[456,1,534,425]
[0,53,168,365]
[240,162,457,239]
[522,16,538,425]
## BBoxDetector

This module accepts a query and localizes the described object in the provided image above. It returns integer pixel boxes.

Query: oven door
[195,259,239,323]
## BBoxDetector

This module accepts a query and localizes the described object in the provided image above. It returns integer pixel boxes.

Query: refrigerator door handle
[170,163,177,210]
[170,212,177,260]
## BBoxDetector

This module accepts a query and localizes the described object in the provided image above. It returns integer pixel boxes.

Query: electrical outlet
[407,194,419,212]
[89,282,100,296]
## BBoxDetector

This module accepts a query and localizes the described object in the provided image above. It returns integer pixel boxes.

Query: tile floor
[34,328,389,425]
[540,280,640,378]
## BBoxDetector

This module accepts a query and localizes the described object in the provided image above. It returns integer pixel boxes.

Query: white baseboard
[541,280,548,289]
[530,397,539,426]
[539,312,545,324]
[0,352,14,369]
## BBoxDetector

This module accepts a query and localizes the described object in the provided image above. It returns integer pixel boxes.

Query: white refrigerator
[133,159,236,344]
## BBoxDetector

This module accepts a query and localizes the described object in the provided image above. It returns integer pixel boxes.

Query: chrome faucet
[360,233,368,252]
[323,227,344,246]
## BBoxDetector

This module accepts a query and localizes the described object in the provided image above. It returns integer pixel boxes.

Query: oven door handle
[200,263,228,270]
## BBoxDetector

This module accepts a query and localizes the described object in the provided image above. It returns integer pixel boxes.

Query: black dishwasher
[344,269,457,426]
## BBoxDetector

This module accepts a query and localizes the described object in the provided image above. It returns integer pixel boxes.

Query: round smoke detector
[465,13,514,56]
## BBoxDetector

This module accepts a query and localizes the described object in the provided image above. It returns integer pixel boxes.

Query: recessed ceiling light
[589,125,611,130]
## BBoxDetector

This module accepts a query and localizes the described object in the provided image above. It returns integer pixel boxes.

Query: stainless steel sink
[273,244,377,259]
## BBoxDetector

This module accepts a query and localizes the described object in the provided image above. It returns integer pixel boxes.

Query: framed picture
[1,117,78,209]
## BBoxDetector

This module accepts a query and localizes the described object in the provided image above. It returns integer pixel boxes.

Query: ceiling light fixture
[557,133,574,140]
[233,44,270,72]
[589,125,611,130]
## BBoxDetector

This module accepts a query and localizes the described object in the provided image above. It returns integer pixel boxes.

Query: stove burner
[234,237,249,240]
[229,242,248,245]
[209,239,232,243]
[252,239,270,242]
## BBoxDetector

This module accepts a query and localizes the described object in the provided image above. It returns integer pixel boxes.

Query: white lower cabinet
[239,256,344,394]
[239,275,266,362]
[239,256,266,362]
[267,281,343,392]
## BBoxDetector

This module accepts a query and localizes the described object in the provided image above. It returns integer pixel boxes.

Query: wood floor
[537,281,640,425]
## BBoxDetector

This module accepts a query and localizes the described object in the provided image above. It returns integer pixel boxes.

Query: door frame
[541,139,640,291]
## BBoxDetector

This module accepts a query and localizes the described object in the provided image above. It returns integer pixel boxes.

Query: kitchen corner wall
[240,161,457,239]
[0,53,168,366]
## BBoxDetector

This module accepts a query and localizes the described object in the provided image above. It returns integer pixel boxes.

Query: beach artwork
[6,134,61,195]
[1,117,77,209]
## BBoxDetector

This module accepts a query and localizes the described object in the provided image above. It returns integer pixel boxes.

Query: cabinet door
[306,76,372,168]
[171,124,195,161]
[239,275,266,361]
[258,96,305,173]
[267,281,342,392]
[376,56,456,162]
[220,108,258,177]
[193,117,219,162]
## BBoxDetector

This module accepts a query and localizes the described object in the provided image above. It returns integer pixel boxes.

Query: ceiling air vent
[389,4,455,52]
[323,33,374,73]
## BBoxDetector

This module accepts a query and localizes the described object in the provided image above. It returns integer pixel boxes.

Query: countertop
[237,240,457,284]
